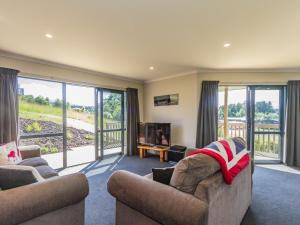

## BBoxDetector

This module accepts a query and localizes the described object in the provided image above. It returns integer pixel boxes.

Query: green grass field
[19,101,94,124]
[20,101,62,116]
[19,100,120,127]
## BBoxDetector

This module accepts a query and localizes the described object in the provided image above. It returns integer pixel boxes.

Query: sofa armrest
[0,173,89,225]
[19,145,41,159]
[108,170,208,225]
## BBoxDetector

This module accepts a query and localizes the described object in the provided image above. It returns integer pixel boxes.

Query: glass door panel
[96,89,125,158]
[103,90,124,156]
[66,84,96,166]
[254,90,280,132]
[250,87,284,162]
[18,77,63,169]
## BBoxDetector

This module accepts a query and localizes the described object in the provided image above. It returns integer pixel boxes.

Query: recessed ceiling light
[45,33,53,39]
[149,66,154,71]
[224,43,231,48]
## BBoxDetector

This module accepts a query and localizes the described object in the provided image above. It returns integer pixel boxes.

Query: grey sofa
[108,148,252,225]
[18,145,58,179]
[0,145,89,225]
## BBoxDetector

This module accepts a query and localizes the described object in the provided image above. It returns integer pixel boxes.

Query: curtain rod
[19,72,126,91]
[219,81,287,86]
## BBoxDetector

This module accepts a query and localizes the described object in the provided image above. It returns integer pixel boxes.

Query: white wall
[144,72,300,147]
[0,53,144,120]
[144,73,199,147]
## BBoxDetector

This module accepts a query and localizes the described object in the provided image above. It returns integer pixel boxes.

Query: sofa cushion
[18,145,40,152]
[17,157,48,167]
[19,145,41,159]
[170,153,220,194]
[0,165,44,190]
[35,165,58,179]
[152,167,175,185]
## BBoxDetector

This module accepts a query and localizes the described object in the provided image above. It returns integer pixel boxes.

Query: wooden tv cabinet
[138,145,169,162]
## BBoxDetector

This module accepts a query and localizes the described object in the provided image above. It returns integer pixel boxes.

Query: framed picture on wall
[154,94,179,106]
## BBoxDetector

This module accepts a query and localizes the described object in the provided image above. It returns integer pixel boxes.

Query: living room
[1,1,300,225]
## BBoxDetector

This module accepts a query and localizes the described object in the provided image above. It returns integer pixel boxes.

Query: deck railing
[218,122,280,157]
[103,122,124,149]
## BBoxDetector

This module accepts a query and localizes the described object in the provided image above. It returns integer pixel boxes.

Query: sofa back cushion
[152,167,175,185]
[0,165,44,190]
[170,153,220,194]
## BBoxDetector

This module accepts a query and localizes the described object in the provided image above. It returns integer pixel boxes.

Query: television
[138,123,171,147]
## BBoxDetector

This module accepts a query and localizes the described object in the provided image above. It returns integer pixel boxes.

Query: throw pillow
[152,167,175,185]
[0,165,44,190]
[170,153,220,194]
[0,142,22,165]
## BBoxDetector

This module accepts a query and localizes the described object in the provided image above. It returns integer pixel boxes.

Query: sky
[218,88,279,109]
[18,77,95,106]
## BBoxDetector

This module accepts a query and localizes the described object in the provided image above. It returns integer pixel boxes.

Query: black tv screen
[138,123,171,147]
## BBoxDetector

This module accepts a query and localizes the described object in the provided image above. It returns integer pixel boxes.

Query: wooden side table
[138,145,169,162]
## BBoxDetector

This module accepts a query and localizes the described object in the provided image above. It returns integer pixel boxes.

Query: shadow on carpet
[83,155,170,225]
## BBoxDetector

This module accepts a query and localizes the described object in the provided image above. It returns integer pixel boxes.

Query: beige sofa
[0,146,89,225]
[108,148,252,225]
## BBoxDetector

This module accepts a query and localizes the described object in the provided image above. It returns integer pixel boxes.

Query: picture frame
[154,94,179,106]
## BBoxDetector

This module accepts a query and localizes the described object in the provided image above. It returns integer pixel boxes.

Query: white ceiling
[1,0,300,81]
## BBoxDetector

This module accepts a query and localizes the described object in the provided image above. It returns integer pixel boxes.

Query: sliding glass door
[219,85,285,163]
[96,89,125,159]
[248,86,285,162]
[18,77,126,168]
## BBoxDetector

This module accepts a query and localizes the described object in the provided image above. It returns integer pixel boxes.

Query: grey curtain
[286,80,300,167]
[196,81,219,148]
[126,88,140,156]
[0,67,19,144]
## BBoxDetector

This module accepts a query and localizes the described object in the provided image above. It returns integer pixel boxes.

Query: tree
[103,94,121,121]
[45,97,50,105]
[218,101,277,121]
[236,107,246,118]
[218,102,246,119]
[53,98,62,107]
[34,95,49,105]
[21,95,34,103]
[255,101,275,114]
[218,105,224,119]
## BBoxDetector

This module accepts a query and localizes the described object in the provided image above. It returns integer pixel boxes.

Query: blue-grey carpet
[81,155,300,225]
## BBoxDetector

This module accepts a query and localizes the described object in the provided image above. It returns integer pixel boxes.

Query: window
[218,86,247,141]
[18,77,63,169]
